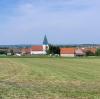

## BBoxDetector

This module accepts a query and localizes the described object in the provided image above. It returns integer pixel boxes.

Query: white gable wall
[61,54,75,57]
[31,51,46,55]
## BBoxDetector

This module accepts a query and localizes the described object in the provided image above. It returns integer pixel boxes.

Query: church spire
[43,35,48,45]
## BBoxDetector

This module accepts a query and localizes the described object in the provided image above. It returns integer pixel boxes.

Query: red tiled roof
[75,48,84,54]
[21,48,31,53]
[75,48,85,55]
[85,48,97,54]
[31,46,43,51]
[60,48,75,54]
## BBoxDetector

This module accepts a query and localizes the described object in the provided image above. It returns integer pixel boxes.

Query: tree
[10,49,14,55]
[47,44,60,55]
[95,49,100,56]
[0,50,7,55]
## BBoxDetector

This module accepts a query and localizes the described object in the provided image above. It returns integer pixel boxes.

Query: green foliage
[0,50,7,55]
[47,44,60,55]
[95,48,100,56]
[10,49,14,55]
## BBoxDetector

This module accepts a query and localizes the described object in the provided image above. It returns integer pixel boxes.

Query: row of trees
[95,49,100,56]
[47,44,60,55]
[0,49,14,55]
[0,50,7,55]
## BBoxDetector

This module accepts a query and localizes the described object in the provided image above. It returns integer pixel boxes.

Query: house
[12,48,21,55]
[60,48,75,57]
[31,46,45,55]
[60,47,97,57]
[75,48,85,56]
[85,48,97,54]
[30,35,49,55]
[7,49,13,56]
[21,48,31,55]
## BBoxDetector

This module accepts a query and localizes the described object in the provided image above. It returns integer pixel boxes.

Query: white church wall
[43,45,49,51]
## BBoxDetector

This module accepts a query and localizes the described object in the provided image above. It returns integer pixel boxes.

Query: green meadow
[0,57,100,99]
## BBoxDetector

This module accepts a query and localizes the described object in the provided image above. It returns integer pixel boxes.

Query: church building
[30,35,49,55]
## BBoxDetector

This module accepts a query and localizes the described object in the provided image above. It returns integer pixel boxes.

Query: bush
[95,49,100,56]
[0,50,7,55]
[47,44,60,55]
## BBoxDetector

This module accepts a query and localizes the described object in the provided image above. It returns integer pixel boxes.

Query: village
[0,35,99,57]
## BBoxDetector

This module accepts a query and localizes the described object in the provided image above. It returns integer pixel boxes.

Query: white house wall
[31,51,46,55]
[61,54,75,57]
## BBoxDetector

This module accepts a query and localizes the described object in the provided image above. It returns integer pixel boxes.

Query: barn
[60,48,75,57]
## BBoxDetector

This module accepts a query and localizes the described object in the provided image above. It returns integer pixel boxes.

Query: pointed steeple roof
[43,35,48,45]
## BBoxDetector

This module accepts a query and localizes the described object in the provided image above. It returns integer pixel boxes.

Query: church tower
[43,35,49,51]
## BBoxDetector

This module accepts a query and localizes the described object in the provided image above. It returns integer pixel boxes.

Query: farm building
[30,46,46,55]
[21,48,31,55]
[60,47,97,57]
[60,48,75,57]
[85,48,97,54]
[75,48,85,56]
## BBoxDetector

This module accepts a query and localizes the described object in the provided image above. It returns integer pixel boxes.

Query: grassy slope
[0,58,100,99]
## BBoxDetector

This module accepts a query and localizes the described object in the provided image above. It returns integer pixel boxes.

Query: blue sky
[0,0,100,45]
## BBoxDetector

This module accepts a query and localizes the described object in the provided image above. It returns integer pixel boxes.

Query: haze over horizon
[0,0,100,45]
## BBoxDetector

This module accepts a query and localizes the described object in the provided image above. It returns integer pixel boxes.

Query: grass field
[0,57,100,99]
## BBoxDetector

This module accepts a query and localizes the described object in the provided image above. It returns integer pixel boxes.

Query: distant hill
[56,44,100,48]
[0,44,100,48]
[0,45,32,48]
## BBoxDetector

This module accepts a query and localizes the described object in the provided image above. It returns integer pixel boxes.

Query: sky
[0,0,100,45]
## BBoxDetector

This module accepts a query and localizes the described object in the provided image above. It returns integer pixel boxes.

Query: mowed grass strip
[0,58,100,98]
